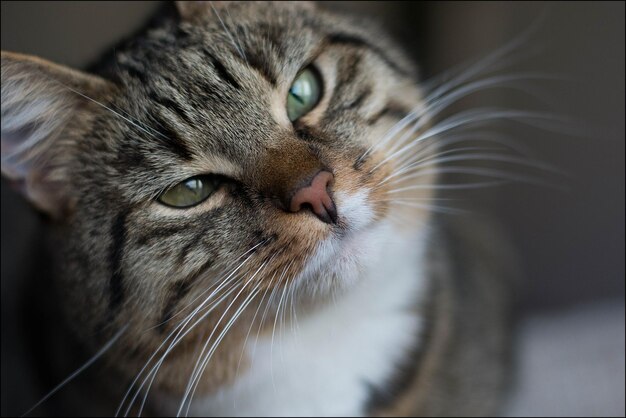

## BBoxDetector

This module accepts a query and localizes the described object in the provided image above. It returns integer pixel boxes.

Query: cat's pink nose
[289,171,337,224]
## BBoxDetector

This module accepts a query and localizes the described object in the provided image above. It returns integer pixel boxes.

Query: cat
[1,1,517,416]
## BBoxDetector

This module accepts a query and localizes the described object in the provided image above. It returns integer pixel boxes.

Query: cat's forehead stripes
[83,0,424,327]
[109,9,408,116]
[201,48,242,90]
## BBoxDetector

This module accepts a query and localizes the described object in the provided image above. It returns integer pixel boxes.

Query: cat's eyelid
[149,155,242,202]
[151,186,229,216]
[168,156,241,184]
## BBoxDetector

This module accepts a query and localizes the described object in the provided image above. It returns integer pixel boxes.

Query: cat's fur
[1,2,516,416]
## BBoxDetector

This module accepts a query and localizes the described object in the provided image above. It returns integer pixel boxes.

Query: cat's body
[1,2,516,416]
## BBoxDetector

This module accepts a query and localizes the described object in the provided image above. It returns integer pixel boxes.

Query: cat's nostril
[289,171,337,224]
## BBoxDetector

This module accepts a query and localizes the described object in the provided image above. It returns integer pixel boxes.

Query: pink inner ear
[1,130,22,154]
[1,121,68,218]
[2,51,112,219]
[1,157,28,179]
[1,90,67,181]
[2,131,30,179]
[26,169,68,219]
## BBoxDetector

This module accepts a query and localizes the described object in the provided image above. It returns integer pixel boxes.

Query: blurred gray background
[1,1,624,416]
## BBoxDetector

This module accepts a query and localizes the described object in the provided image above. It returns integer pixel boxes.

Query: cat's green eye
[158,176,217,208]
[287,66,322,122]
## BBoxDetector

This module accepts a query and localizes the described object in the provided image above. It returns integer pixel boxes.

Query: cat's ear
[175,1,316,22]
[1,51,115,219]
[175,1,225,22]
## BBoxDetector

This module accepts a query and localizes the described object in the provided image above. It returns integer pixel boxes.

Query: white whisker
[184,284,263,417]
[274,274,291,367]
[234,277,274,388]
[268,261,293,395]
[388,180,507,191]
[23,325,128,417]
[144,240,269,332]
[385,166,554,191]
[388,200,468,215]
[57,83,167,145]
[210,1,248,63]
[383,152,565,189]
[380,72,560,162]
[135,280,244,416]
[373,108,562,172]
[421,11,547,101]
[177,257,273,416]
[130,279,244,417]
[119,248,260,417]
[383,146,505,185]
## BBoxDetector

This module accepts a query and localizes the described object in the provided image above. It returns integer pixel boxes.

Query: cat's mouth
[286,188,383,289]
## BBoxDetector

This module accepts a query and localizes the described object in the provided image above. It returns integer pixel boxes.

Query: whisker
[59,83,165,142]
[387,200,468,215]
[234,276,275,386]
[361,105,422,161]
[190,285,264,415]
[181,257,277,416]
[177,257,273,416]
[384,152,566,189]
[268,261,293,395]
[210,1,248,63]
[118,249,259,416]
[128,278,244,417]
[273,273,291,367]
[136,280,246,416]
[372,29,551,163]
[370,73,540,159]
[414,130,537,160]
[143,239,269,332]
[372,108,564,172]
[287,275,300,341]
[184,284,264,417]
[23,325,128,417]
[139,278,245,416]
[387,180,507,191]
[421,11,548,102]
[382,196,460,202]
[248,261,292,380]
[383,146,506,185]
[385,166,549,191]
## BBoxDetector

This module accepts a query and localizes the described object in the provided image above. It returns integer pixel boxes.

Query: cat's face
[1,1,432,393]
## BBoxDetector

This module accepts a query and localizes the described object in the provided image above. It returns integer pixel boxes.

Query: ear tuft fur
[175,1,224,22]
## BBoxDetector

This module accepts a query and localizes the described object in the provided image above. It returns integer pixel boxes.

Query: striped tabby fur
[1,2,516,416]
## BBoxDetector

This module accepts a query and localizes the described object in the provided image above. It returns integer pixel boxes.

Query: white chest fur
[177,225,428,417]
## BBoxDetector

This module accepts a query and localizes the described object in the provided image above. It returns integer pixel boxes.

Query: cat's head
[1,1,433,393]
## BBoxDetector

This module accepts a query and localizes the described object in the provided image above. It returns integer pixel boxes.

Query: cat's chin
[288,189,394,297]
